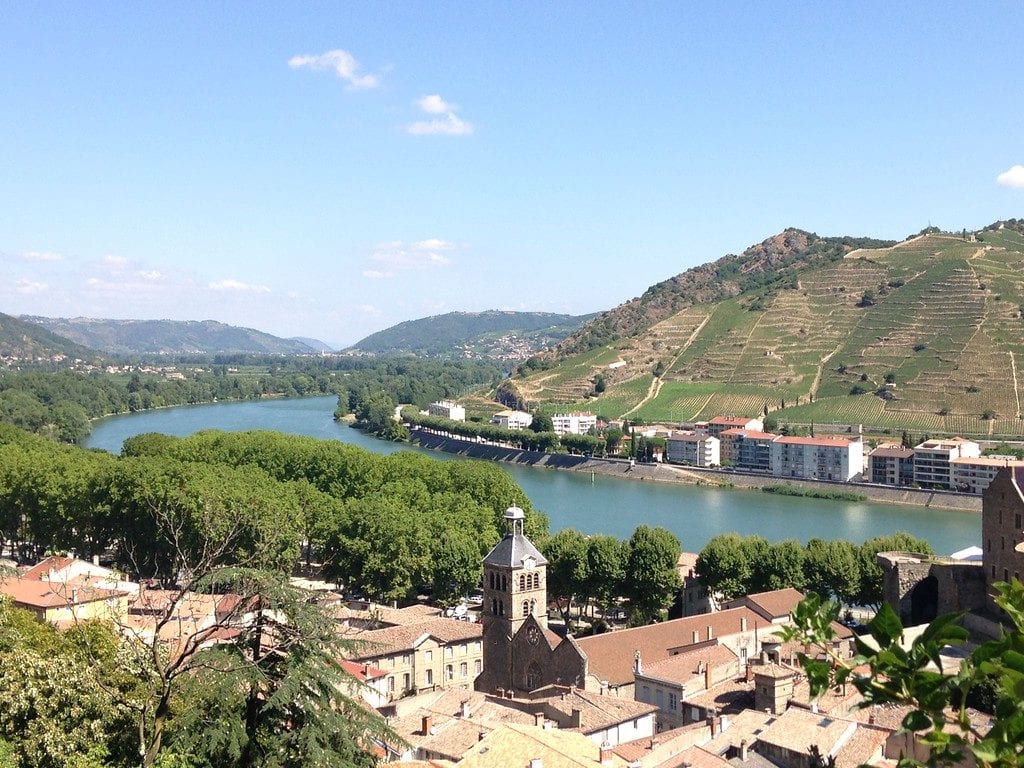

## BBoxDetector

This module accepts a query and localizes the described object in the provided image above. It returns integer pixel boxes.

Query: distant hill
[0,312,104,366]
[506,223,1024,438]
[21,317,319,356]
[346,310,598,360]
[290,336,335,353]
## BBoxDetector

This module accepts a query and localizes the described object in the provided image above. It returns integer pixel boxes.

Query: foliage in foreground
[783,582,1024,767]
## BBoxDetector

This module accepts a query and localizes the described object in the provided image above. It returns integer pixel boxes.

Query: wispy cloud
[23,250,62,262]
[208,279,271,293]
[407,94,474,136]
[362,269,394,280]
[102,254,129,267]
[997,165,1024,189]
[16,279,47,294]
[357,303,381,316]
[370,239,456,270]
[288,49,381,90]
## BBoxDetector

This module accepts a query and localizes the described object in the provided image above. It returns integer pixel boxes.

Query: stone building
[981,465,1024,613]
[474,507,587,694]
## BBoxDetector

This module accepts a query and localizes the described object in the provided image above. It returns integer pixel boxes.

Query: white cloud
[139,270,163,281]
[23,250,62,262]
[357,304,381,316]
[288,49,381,90]
[370,239,456,270]
[208,279,271,293]
[997,165,1024,189]
[362,269,394,279]
[102,254,129,267]
[407,93,474,136]
[16,279,47,294]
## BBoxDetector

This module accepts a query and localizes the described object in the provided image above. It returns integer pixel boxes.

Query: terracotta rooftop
[869,445,915,459]
[612,722,709,763]
[735,587,806,621]
[575,607,764,686]
[0,576,124,608]
[755,707,861,760]
[523,685,657,733]
[637,644,737,686]
[719,429,778,439]
[774,435,855,447]
[352,617,482,658]
[702,708,774,753]
[341,659,388,682]
[22,556,76,580]
[456,723,628,768]
[709,417,760,426]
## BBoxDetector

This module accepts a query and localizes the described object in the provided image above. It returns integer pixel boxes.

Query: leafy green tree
[697,533,753,601]
[755,539,807,592]
[804,538,861,604]
[542,528,589,625]
[529,413,554,433]
[584,535,625,619]
[431,529,482,607]
[783,582,1024,768]
[622,526,681,625]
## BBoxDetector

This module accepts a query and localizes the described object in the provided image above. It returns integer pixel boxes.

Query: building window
[425,650,433,661]
[668,692,677,711]
[475,641,481,652]
[475,659,482,674]
[388,677,395,692]
[460,662,468,677]
[1017,514,1022,529]
[446,665,454,681]
[425,669,433,686]
[403,673,410,690]
[489,572,495,589]
[491,598,498,615]
[1005,569,1010,582]
[445,646,453,658]
[520,574,526,590]
[523,601,530,617]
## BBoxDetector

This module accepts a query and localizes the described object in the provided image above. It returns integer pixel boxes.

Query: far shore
[409,429,982,513]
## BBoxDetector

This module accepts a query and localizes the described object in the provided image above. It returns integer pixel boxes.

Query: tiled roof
[739,588,806,620]
[527,685,657,733]
[575,607,764,686]
[638,644,737,686]
[341,659,388,682]
[703,708,774,753]
[352,617,482,658]
[22,556,76,580]
[483,533,548,569]
[456,723,627,768]
[0,576,123,608]
[774,435,854,447]
[719,429,778,439]
[755,707,857,757]
[612,723,707,763]
[709,417,759,426]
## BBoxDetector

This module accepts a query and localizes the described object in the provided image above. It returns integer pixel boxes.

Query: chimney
[420,715,432,736]
[708,714,718,737]
[633,650,642,674]
[740,739,749,761]
[506,689,514,699]
[530,760,544,768]
[600,681,609,695]
[571,707,583,728]
[461,700,471,718]
[92,554,100,566]
[740,616,747,632]
[497,687,505,698]
[478,731,486,741]
[745,663,754,682]
[704,661,712,691]
[599,741,613,765]
[534,712,546,727]
[706,625,713,641]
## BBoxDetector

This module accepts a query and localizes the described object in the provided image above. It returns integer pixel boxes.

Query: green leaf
[901,709,931,732]
[868,602,903,648]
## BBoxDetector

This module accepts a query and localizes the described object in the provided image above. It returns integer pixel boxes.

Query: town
[3,462,1021,766]
[420,401,1022,495]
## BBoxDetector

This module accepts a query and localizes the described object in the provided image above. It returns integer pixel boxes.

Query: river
[84,395,979,554]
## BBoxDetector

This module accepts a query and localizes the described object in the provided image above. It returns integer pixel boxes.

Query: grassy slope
[513,228,1024,437]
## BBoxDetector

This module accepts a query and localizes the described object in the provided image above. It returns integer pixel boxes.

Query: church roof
[482,533,547,569]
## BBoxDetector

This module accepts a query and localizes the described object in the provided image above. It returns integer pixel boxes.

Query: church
[474,506,588,694]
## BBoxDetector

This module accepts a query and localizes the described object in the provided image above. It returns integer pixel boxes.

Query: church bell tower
[475,506,548,693]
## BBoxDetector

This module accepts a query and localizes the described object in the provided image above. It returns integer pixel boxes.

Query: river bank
[410,429,981,513]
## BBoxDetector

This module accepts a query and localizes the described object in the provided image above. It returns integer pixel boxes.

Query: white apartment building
[551,412,597,436]
[913,438,981,489]
[427,400,466,421]
[490,409,533,430]
[950,456,1024,494]
[769,435,863,482]
[706,416,764,439]
[665,432,720,467]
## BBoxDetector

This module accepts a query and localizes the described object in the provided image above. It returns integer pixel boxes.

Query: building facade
[769,435,863,482]
[490,409,533,430]
[551,412,598,436]
[868,444,915,486]
[912,438,981,489]
[665,433,720,467]
[428,400,466,421]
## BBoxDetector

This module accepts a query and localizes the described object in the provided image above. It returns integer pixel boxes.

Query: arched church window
[522,601,530,617]
[532,573,540,589]
[491,598,498,615]
[519,574,526,590]
[530,599,536,615]
[489,571,495,589]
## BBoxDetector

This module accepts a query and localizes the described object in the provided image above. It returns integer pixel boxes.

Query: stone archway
[909,575,938,625]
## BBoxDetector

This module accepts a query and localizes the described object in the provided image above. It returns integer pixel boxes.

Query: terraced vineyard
[511,225,1024,437]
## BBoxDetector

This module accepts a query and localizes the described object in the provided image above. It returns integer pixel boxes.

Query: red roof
[720,428,777,439]
[709,416,759,426]
[775,435,853,447]
[341,659,388,681]
[22,556,75,581]
[0,577,123,608]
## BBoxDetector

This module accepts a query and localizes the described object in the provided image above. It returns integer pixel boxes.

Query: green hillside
[508,223,1024,438]
[21,317,319,356]
[346,310,597,360]
[0,312,104,367]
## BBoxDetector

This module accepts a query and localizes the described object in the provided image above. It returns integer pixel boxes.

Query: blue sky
[2,2,1022,347]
